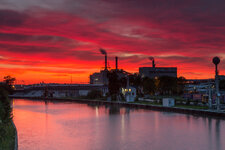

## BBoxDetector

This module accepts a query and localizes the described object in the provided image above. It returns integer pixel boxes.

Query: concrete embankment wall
[11,96,225,118]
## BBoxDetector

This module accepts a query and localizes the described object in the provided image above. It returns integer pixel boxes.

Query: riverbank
[11,120,18,150]
[11,96,225,118]
[0,85,17,150]
[0,121,17,150]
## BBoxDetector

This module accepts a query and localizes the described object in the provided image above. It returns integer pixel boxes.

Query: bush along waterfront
[0,76,16,150]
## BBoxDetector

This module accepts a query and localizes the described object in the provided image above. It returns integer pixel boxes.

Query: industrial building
[219,75,225,80]
[139,57,177,78]
[184,79,214,94]
[90,49,128,84]
[90,70,108,85]
[139,67,177,78]
[90,49,109,85]
[183,78,225,103]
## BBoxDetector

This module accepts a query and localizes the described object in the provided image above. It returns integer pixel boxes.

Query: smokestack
[152,59,155,68]
[115,56,118,70]
[99,48,107,70]
[149,57,155,68]
[105,55,107,70]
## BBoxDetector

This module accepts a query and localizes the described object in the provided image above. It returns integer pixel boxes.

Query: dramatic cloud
[0,9,28,27]
[0,0,225,83]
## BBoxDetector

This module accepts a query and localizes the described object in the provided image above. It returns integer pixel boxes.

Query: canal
[13,99,225,150]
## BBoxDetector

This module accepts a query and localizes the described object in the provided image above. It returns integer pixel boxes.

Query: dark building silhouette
[90,70,108,85]
[139,67,177,79]
[90,56,127,84]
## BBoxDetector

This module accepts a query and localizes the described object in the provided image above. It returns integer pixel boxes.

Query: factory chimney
[115,56,118,70]
[152,59,155,68]
[100,48,107,70]
[105,55,107,70]
[149,57,155,68]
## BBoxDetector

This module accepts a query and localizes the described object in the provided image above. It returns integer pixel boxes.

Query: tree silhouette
[87,90,102,99]
[3,75,16,87]
[107,70,121,100]
[142,77,155,95]
[129,73,142,95]
[3,75,16,94]
[158,76,177,95]
[0,82,12,123]
[177,76,186,94]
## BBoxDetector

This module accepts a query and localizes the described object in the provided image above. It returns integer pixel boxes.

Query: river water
[13,99,225,150]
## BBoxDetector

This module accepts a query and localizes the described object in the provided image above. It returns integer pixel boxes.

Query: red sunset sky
[0,0,225,84]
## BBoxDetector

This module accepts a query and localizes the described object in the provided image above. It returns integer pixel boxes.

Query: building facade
[139,67,177,79]
[90,70,108,85]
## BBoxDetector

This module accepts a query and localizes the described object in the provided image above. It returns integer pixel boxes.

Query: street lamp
[212,56,220,111]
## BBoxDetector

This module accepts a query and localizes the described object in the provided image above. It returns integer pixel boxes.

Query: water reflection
[208,117,212,150]
[44,100,49,137]
[13,99,225,150]
[88,104,132,116]
[216,119,221,150]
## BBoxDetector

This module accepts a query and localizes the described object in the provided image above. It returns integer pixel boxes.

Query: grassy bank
[141,95,210,109]
[0,83,16,150]
[175,105,208,110]
[130,101,208,110]
[129,101,162,105]
[0,122,15,150]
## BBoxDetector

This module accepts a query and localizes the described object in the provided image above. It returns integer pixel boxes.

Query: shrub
[87,90,102,99]
[0,87,12,123]
[0,84,14,150]
[0,123,15,150]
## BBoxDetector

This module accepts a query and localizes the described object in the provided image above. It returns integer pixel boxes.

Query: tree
[3,75,15,87]
[3,75,16,94]
[158,76,177,95]
[87,90,102,99]
[129,73,142,96]
[0,85,12,123]
[129,73,142,87]
[142,77,155,95]
[177,76,186,95]
[107,70,121,100]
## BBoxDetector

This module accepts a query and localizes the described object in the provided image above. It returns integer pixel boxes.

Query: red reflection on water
[13,99,225,150]
[13,99,96,149]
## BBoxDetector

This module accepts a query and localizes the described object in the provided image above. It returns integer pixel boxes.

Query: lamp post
[208,82,212,109]
[212,57,220,111]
